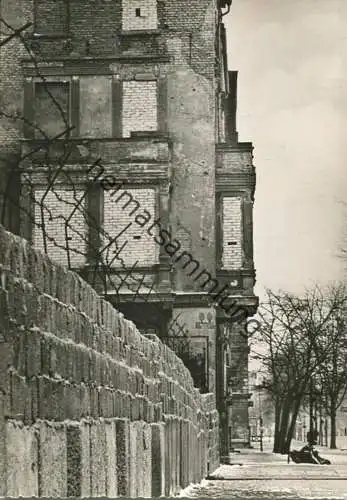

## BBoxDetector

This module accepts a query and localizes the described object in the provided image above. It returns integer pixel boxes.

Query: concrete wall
[0,224,219,497]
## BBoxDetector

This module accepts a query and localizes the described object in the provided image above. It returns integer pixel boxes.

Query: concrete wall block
[164,418,171,496]
[38,376,66,421]
[113,389,121,418]
[182,419,189,488]
[174,419,180,494]
[105,420,118,497]
[76,344,89,384]
[131,395,140,421]
[38,422,67,497]
[28,377,39,424]
[66,423,91,497]
[151,422,165,497]
[5,422,38,497]
[10,372,29,421]
[90,420,107,496]
[116,418,130,497]
[65,383,82,421]
[89,386,99,419]
[129,421,138,497]
[37,294,53,335]
[80,383,91,418]
[105,333,113,359]
[6,276,27,326]
[26,246,45,295]
[41,333,55,378]
[124,393,132,420]
[100,355,110,386]
[10,237,26,280]
[188,421,193,485]
[99,387,114,418]
[0,225,11,268]
[0,288,10,339]
[0,394,6,497]
[142,422,152,497]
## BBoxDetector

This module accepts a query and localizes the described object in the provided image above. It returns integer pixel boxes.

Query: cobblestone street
[181,446,347,499]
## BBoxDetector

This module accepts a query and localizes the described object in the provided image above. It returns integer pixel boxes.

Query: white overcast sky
[225,0,347,300]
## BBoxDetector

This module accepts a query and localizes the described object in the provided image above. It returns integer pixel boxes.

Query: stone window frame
[33,0,70,38]
[24,76,80,139]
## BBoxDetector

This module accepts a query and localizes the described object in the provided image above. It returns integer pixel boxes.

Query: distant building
[0,0,258,451]
[248,370,275,442]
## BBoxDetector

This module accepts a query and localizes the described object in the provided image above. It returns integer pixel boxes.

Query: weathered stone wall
[0,224,219,497]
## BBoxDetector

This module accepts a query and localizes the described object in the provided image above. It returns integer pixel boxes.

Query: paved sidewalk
[210,462,347,480]
[182,478,347,498]
[180,446,347,499]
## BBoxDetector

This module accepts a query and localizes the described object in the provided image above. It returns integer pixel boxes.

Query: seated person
[299,442,320,464]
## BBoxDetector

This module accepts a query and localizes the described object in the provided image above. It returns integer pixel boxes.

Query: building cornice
[216,142,253,153]
[22,54,170,76]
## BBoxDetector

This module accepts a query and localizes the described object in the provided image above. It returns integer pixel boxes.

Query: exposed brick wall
[0,0,33,157]
[0,224,219,496]
[103,188,159,267]
[33,188,87,268]
[34,0,68,35]
[122,80,158,138]
[122,0,158,31]
[222,196,243,270]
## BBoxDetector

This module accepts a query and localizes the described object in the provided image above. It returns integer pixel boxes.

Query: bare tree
[256,284,347,454]
[315,315,347,448]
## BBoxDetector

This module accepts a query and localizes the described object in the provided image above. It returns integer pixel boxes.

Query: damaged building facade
[0,0,257,452]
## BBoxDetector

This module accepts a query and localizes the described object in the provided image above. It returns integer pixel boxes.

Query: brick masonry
[222,196,243,270]
[33,188,87,268]
[0,224,219,497]
[103,187,159,267]
[122,0,158,32]
[122,80,158,138]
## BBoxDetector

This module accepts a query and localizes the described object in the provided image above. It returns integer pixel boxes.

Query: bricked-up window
[34,0,69,36]
[79,76,112,138]
[122,0,158,31]
[103,188,159,267]
[222,196,243,269]
[34,82,70,138]
[122,81,158,137]
[33,188,87,267]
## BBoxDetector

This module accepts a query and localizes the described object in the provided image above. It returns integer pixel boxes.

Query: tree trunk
[330,406,337,449]
[273,398,282,453]
[284,398,301,453]
[278,398,291,453]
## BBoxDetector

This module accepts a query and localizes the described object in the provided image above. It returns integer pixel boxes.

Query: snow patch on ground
[179,479,209,497]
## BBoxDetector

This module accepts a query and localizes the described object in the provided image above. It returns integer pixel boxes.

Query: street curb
[206,475,347,481]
